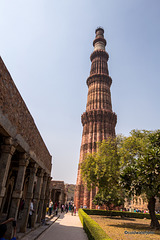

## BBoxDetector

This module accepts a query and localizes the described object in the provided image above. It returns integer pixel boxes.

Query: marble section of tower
[74,28,117,209]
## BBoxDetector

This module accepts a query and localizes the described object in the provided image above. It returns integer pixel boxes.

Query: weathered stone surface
[0,57,51,173]
[74,28,117,209]
[50,181,66,206]
[65,184,75,202]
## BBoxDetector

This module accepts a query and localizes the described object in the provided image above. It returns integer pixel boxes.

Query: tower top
[93,27,106,51]
[95,27,104,35]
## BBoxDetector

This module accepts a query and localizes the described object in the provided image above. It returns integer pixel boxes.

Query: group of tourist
[124,207,160,214]
[47,200,59,216]
[47,200,77,216]
[0,200,77,240]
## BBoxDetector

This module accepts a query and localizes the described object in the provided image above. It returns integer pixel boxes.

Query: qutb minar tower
[74,27,117,209]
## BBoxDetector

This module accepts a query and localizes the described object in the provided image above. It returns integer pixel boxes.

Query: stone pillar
[0,137,17,209]
[53,189,56,202]
[31,169,44,227]
[37,173,48,223]
[59,189,64,205]
[8,153,29,219]
[6,153,29,239]
[42,176,51,220]
[20,163,37,232]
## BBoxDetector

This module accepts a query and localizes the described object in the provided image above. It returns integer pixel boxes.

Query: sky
[0,0,160,184]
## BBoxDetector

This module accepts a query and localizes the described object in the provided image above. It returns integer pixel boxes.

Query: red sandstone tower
[74,28,117,209]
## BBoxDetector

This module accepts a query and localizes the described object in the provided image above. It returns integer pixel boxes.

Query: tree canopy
[81,129,160,228]
[81,138,124,209]
[120,129,160,228]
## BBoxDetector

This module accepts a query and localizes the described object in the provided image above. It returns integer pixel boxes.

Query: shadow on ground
[18,212,63,239]
[98,216,136,222]
[37,213,88,240]
[109,222,160,234]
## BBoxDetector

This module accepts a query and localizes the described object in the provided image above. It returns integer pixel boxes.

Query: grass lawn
[89,215,160,240]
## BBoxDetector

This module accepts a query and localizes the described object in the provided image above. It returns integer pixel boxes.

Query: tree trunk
[148,196,160,229]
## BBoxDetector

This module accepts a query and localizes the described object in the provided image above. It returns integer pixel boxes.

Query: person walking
[69,202,71,212]
[61,204,63,213]
[65,204,68,213]
[74,206,76,216]
[71,205,74,216]
[49,200,53,216]
[55,206,58,216]
[28,199,34,229]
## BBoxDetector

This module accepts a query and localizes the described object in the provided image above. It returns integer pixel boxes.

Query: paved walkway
[19,215,59,240]
[37,212,88,240]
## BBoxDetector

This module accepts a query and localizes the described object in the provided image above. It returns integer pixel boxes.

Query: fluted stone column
[91,118,101,209]
[93,121,97,153]
[37,173,48,223]
[9,153,29,219]
[0,137,17,209]
[85,120,93,206]
[80,185,84,207]
[42,176,51,220]
[88,120,93,152]
[31,169,44,227]
[20,163,37,232]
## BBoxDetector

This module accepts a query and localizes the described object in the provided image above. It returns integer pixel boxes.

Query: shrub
[78,209,112,240]
[83,209,160,220]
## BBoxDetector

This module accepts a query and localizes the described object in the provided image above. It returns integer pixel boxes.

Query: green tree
[81,138,124,209]
[120,129,160,229]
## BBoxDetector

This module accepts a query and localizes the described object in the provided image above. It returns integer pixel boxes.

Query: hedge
[83,209,160,220]
[78,208,112,240]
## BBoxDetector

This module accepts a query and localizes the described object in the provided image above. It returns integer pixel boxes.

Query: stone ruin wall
[0,57,51,173]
